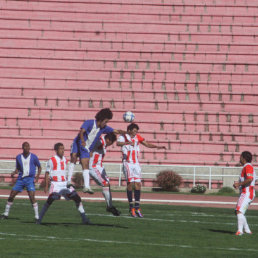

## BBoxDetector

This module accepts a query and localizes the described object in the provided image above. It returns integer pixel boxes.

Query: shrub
[218,187,235,194]
[156,170,183,192]
[73,172,84,188]
[191,184,206,194]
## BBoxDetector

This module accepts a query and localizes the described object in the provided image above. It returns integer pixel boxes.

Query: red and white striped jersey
[118,134,145,164]
[46,155,68,182]
[90,136,106,168]
[239,163,256,197]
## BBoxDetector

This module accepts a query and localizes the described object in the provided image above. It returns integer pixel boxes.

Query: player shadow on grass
[208,229,235,235]
[23,221,128,229]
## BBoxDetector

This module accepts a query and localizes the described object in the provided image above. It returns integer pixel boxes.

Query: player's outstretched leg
[37,193,60,224]
[70,191,91,225]
[103,186,121,216]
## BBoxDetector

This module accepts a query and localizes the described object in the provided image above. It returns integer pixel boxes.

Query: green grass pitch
[0,200,257,257]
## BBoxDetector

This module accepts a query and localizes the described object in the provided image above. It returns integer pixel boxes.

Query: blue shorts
[12,177,35,192]
[71,139,90,159]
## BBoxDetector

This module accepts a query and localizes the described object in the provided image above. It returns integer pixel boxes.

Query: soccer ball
[123,111,135,122]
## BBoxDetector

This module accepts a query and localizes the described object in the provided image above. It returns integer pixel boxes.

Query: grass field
[0,199,258,258]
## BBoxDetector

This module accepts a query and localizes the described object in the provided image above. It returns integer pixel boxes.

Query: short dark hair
[22,142,30,148]
[54,142,64,151]
[241,151,252,163]
[127,123,139,132]
[95,108,113,121]
[105,132,117,143]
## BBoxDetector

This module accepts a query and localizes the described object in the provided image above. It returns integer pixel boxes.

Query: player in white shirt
[89,132,121,216]
[37,143,91,225]
[117,123,166,218]
[233,151,256,235]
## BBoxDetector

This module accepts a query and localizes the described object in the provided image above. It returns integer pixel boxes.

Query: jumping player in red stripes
[89,132,121,216]
[233,151,256,236]
[117,123,166,218]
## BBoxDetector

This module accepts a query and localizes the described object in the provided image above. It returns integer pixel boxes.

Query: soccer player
[37,143,90,225]
[68,108,124,194]
[1,142,41,222]
[89,132,121,216]
[233,151,256,236]
[117,123,166,218]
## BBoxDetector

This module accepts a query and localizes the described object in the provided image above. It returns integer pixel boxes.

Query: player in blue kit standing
[68,108,124,194]
[1,142,41,222]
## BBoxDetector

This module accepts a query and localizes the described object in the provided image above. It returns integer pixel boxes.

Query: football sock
[127,189,133,209]
[237,213,245,233]
[68,163,75,183]
[33,202,39,219]
[3,201,13,216]
[83,169,90,188]
[134,190,141,209]
[39,202,50,221]
[77,202,85,213]
[102,187,112,208]
[242,214,251,233]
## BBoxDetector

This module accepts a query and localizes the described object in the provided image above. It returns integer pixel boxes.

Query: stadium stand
[0,0,257,167]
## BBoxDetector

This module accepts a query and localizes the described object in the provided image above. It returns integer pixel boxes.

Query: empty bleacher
[0,0,257,166]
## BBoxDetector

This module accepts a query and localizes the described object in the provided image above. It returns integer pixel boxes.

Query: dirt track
[1,189,258,210]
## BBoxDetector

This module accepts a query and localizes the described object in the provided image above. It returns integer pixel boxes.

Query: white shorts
[90,166,109,187]
[49,181,73,195]
[123,162,141,183]
[236,192,255,214]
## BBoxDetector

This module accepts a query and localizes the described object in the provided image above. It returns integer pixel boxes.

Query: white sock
[242,214,251,233]
[68,163,75,183]
[237,213,245,233]
[83,169,90,188]
[33,203,39,219]
[3,201,13,216]
[102,187,112,208]
[78,202,85,213]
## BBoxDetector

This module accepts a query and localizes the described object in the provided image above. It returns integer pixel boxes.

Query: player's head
[105,132,117,147]
[54,142,65,157]
[240,151,252,165]
[22,142,30,154]
[127,123,139,137]
[95,108,113,128]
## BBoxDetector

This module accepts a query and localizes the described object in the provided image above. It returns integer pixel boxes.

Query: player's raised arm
[113,129,127,135]
[141,141,166,150]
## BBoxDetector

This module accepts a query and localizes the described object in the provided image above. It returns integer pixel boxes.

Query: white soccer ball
[123,111,135,122]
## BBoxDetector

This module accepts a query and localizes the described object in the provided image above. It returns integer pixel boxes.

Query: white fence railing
[1,161,257,190]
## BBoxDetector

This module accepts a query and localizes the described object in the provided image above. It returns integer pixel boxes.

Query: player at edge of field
[68,108,125,194]
[233,151,256,236]
[1,142,41,222]
[37,143,91,225]
[117,123,166,218]
[89,132,121,216]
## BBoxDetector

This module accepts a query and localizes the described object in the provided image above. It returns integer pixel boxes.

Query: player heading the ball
[117,123,166,218]
[69,108,125,194]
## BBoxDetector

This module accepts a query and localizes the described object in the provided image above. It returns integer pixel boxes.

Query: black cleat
[82,217,92,225]
[0,215,8,220]
[106,206,121,216]
[35,219,41,224]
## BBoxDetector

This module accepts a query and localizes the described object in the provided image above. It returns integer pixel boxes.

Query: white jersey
[239,163,256,196]
[46,155,68,182]
[118,134,145,164]
[90,136,106,168]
